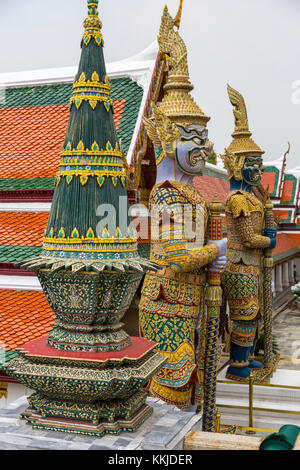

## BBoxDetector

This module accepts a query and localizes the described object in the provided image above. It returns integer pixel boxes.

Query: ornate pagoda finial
[87,0,99,16]
[83,0,103,47]
[157,4,210,126]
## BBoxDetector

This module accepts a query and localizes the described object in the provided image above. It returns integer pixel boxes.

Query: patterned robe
[223,190,270,347]
[139,180,219,409]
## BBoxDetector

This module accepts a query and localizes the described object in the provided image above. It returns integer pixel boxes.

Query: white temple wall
[0,383,32,409]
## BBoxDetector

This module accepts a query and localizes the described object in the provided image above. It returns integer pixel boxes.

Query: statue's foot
[249,359,263,370]
[226,365,252,382]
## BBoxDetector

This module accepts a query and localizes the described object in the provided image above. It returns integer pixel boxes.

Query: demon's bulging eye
[244,157,262,169]
[192,137,203,146]
[180,135,206,147]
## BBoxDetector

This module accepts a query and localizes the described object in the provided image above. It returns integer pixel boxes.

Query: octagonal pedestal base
[21,403,153,438]
[21,390,153,438]
[27,390,147,424]
[3,336,166,438]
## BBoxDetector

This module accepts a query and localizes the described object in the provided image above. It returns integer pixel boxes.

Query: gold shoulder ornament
[227,192,251,218]
[221,148,245,182]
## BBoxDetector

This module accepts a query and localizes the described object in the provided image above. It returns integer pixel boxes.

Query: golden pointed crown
[226,84,264,157]
[157,3,210,127]
[222,85,264,179]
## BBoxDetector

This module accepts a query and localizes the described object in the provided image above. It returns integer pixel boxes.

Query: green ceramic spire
[3,1,165,437]
[20,0,154,274]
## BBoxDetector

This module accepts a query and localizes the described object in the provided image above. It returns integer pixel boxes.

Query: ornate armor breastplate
[226,191,265,267]
[149,180,208,271]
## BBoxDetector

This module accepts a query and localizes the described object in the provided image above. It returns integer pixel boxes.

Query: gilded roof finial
[174,0,183,29]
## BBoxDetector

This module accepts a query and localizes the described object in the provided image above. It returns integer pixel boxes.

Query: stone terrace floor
[273,301,300,370]
[0,396,200,450]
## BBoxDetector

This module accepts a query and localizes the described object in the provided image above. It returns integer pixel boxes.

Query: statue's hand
[208,238,227,257]
[264,228,277,249]
[209,255,227,273]
[264,228,277,239]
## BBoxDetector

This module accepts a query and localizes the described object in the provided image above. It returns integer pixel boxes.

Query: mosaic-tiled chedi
[3,0,165,437]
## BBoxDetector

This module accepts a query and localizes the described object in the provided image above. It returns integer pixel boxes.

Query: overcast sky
[1,0,300,169]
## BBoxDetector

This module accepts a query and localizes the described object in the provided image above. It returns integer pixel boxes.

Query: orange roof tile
[0,290,54,352]
[0,105,68,179]
[0,101,126,179]
[273,233,298,256]
[193,174,230,204]
[0,212,48,246]
[113,99,126,130]
[286,233,300,246]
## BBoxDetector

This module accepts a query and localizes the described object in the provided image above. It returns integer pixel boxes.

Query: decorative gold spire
[157,5,210,126]
[82,0,103,47]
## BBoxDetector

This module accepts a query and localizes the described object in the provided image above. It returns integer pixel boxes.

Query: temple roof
[194,166,230,205]
[0,212,47,263]
[273,233,300,263]
[0,78,143,191]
